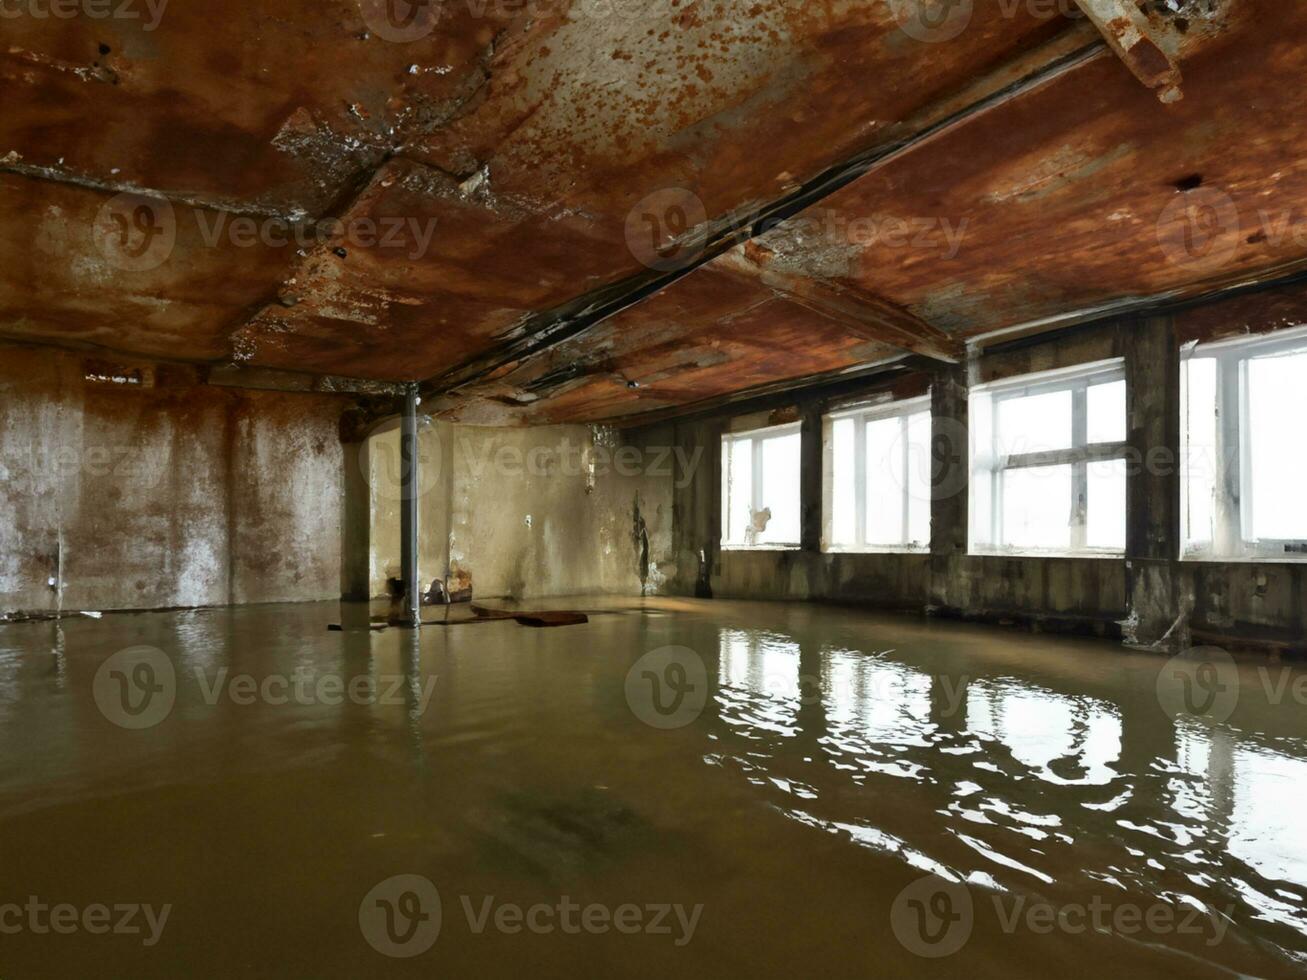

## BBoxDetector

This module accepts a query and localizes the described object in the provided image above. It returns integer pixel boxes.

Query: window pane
[866,417,904,545]
[1182,357,1218,549]
[758,432,801,545]
[724,437,752,545]
[1001,465,1072,551]
[1087,379,1126,444]
[1248,351,1307,541]
[830,418,856,547]
[906,410,932,547]
[1086,458,1127,551]
[998,389,1072,456]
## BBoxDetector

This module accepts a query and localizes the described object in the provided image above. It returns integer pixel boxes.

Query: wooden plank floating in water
[514,611,589,628]
[423,607,590,628]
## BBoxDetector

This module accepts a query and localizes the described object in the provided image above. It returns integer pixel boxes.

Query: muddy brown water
[1,598,1304,977]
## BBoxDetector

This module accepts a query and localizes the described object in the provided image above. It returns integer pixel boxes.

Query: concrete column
[929,365,969,613]
[400,385,421,629]
[1123,315,1182,647]
[799,401,824,553]
[672,418,723,597]
[340,438,372,601]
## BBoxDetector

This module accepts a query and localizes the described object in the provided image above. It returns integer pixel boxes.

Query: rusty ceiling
[1,0,1303,423]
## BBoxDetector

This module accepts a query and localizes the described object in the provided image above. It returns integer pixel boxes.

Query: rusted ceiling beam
[967,253,1307,351]
[601,355,917,429]
[419,25,1108,401]
[1072,0,1183,102]
[717,244,965,363]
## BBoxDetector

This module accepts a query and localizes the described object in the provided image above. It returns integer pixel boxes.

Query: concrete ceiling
[2,0,1304,423]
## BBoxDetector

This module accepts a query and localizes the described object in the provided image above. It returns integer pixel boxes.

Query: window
[970,360,1127,556]
[721,423,801,549]
[823,395,931,552]
[1181,327,1307,560]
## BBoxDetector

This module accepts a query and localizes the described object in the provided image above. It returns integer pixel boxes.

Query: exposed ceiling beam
[1072,0,1183,102]
[717,244,965,363]
[967,253,1307,351]
[419,24,1108,401]
[602,354,917,429]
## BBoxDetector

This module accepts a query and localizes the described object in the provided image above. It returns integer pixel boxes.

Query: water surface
[1,599,1304,976]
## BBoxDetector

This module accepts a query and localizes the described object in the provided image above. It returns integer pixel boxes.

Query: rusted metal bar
[1072,0,1183,102]
[718,244,965,363]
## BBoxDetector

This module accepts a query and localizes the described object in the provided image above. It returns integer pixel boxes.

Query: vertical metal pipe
[400,384,421,629]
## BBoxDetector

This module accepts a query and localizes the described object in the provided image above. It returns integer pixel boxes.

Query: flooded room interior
[4,0,1307,975]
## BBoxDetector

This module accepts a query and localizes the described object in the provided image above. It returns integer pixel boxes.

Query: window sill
[969,549,1124,560]
[822,547,929,556]
[1181,552,1307,564]
[721,545,802,553]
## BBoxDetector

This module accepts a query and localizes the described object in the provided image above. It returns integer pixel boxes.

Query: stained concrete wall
[0,345,348,618]
[656,311,1307,652]
[362,421,675,602]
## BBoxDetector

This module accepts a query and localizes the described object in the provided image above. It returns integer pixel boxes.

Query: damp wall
[0,344,347,618]
[357,421,676,602]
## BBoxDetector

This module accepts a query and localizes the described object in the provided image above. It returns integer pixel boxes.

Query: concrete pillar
[672,418,723,597]
[928,365,969,613]
[400,385,421,629]
[799,401,824,553]
[340,438,372,602]
[1123,315,1182,647]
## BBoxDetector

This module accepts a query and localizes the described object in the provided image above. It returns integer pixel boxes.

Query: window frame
[971,358,1128,558]
[821,394,932,554]
[720,421,803,551]
[1181,326,1307,562]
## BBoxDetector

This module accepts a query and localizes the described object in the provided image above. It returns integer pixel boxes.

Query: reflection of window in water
[966,683,1122,785]
[1170,727,1307,932]
[1230,747,1307,892]
[719,629,801,702]
[1171,727,1213,823]
[824,650,932,743]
